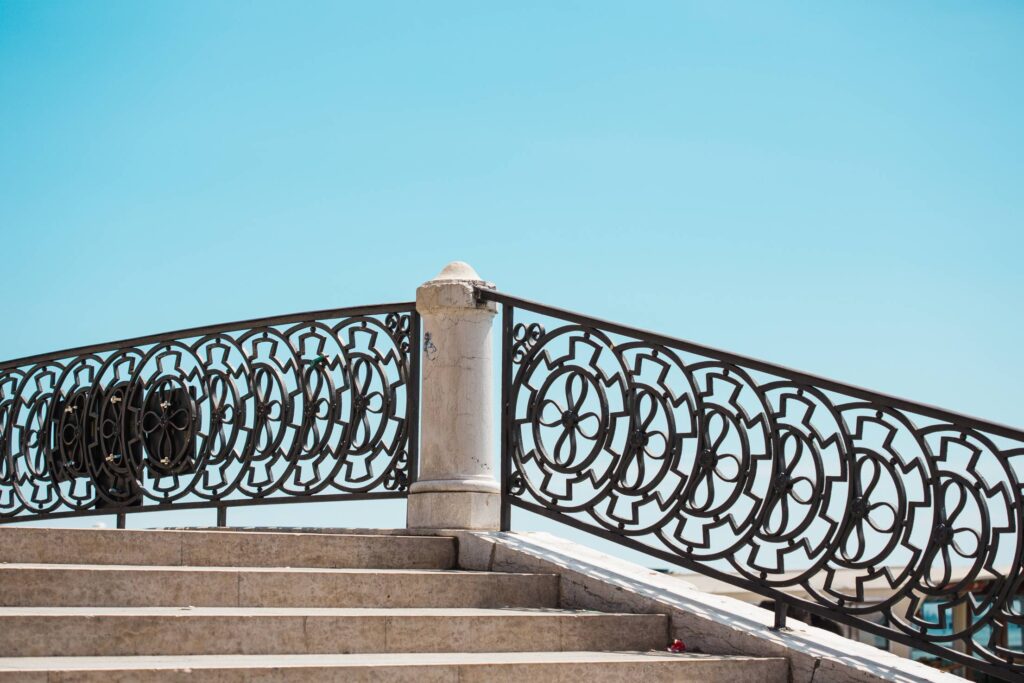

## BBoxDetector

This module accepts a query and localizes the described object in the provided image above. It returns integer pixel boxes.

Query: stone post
[406,261,500,530]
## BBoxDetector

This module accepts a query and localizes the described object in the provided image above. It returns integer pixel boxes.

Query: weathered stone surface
[0,607,667,657]
[407,261,501,530]
[0,527,184,566]
[0,525,790,681]
[0,527,456,569]
[0,652,789,683]
[178,530,455,569]
[406,490,501,530]
[0,564,558,609]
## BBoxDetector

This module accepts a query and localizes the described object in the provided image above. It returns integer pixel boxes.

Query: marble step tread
[0,527,456,569]
[0,607,670,658]
[0,651,789,683]
[0,563,559,608]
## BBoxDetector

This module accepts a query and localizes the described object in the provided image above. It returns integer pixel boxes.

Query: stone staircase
[0,527,787,681]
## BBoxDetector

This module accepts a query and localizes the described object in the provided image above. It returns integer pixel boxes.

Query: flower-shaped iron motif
[538,371,601,467]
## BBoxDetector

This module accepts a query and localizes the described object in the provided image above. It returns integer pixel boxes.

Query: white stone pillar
[406,261,500,530]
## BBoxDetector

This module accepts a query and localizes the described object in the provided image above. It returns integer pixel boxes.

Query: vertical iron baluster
[499,302,514,532]
[407,311,422,488]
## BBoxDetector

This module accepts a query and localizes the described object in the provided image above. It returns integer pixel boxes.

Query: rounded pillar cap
[433,261,483,282]
[417,260,496,314]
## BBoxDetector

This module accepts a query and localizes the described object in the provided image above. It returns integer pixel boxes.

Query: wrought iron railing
[482,289,1024,682]
[0,303,419,527]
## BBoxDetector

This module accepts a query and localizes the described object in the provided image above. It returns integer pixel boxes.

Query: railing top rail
[0,301,417,371]
[479,288,1024,442]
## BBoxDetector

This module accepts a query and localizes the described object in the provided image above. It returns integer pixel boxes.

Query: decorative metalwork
[484,289,1024,683]
[0,303,419,524]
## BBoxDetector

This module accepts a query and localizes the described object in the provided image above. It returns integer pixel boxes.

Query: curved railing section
[482,289,1024,682]
[0,303,419,524]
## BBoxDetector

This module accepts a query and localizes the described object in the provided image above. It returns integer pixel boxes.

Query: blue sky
[1,1,1022,541]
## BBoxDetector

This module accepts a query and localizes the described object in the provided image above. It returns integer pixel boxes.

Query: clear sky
[1,1,1022,547]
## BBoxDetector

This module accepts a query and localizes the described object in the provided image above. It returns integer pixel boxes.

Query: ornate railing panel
[483,289,1024,682]
[0,303,419,524]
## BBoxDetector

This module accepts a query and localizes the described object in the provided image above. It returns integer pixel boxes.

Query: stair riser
[0,614,667,657]
[0,660,789,683]
[0,529,455,569]
[0,568,558,609]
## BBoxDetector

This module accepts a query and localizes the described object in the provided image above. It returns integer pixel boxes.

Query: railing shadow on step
[0,303,420,527]
[481,288,1024,683]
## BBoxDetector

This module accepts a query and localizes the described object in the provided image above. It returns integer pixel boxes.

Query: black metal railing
[483,289,1024,682]
[0,303,419,527]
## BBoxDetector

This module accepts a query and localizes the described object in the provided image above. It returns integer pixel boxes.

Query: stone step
[0,527,455,569]
[0,607,668,658]
[0,652,790,683]
[0,564,558,608]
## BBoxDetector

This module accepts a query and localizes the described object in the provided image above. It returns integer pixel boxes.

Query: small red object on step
[667,639,686,653]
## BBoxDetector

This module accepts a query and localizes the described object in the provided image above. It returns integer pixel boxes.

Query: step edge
[0,652,790,672]
[0,608,666,617]
[0,564,557,578]
[0,528,456,542]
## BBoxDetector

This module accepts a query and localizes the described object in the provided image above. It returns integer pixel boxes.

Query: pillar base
[406,490,501,530]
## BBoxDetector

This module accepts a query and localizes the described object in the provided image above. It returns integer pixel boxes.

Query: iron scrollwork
[0,305,419,522]
[489,290,1024,682]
